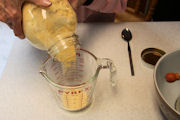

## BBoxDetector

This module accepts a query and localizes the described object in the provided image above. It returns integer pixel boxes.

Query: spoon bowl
[122,28,132,42]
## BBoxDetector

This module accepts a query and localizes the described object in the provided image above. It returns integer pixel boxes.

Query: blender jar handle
[97,58,117,87]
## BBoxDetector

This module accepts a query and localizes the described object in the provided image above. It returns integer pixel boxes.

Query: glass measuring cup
[40,49,117,111]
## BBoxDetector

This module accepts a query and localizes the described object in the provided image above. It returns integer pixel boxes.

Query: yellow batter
[23,0,77,63]
[23,0,88,111]
[62,88,88,111]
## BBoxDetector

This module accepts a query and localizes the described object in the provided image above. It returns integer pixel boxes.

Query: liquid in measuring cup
[54,54,92,110]
[50,53,85,86]
[58,88,90,111]
[42,51,95,111]
[40,49,117,111]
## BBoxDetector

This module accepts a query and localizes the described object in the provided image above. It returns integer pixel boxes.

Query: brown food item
[165,73,180,82]
[143,52,162,65]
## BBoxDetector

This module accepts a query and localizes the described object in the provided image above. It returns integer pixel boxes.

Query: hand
[0,0,51,39]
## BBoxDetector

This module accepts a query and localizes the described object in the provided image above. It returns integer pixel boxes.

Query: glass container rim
[40,49,100,89]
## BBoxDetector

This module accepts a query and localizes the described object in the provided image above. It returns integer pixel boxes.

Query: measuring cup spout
[39,64,53,85]
[40,68,48,82]
[97,58,117,87]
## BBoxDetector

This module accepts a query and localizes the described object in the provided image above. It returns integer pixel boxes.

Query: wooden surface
[115,0,158,22]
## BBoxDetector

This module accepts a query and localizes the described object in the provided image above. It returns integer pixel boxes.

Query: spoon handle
[128,42,135,76]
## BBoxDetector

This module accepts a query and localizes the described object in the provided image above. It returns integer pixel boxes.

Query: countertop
[1,22,180,120]
[0,22,15,77]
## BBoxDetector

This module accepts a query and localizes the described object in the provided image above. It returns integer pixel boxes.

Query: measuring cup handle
[97,58,117,87]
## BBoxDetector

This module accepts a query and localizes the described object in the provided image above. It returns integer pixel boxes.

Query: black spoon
[121,28,134,76]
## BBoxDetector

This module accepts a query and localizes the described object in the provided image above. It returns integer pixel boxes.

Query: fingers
[0,3,24,38]
[6,7,25,38]
[0,10,6,22]
[12,17,25,39]
[0,0,52,39]
[27,0,51,7]
[0,1,6,22]
[11,8,25,39]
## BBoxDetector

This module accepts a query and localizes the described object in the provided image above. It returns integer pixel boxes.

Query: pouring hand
[0,0,51,39]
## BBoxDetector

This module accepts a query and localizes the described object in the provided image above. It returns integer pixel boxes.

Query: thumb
[12,15,25,39]
[27,0,52,7]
